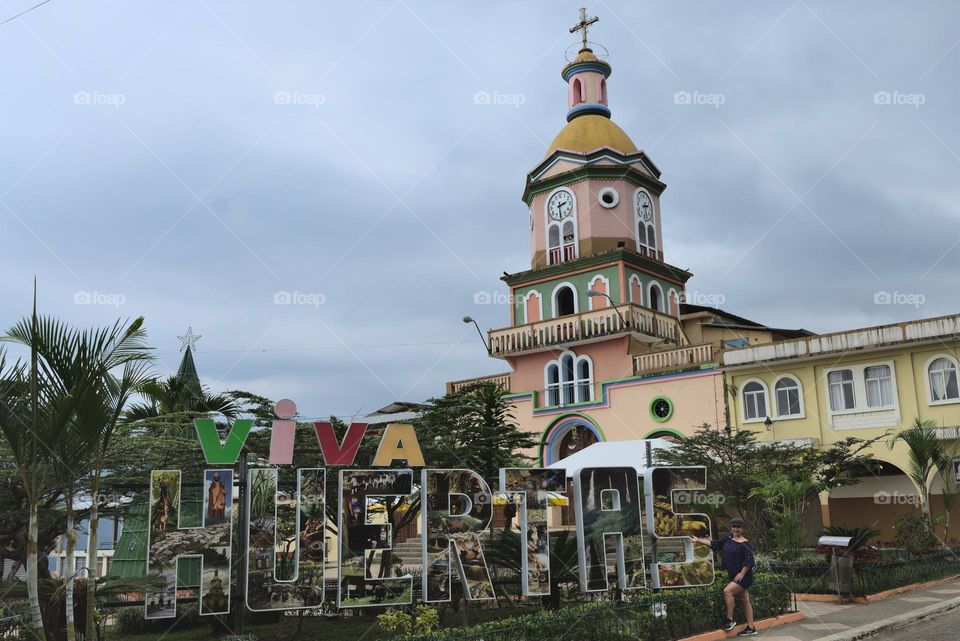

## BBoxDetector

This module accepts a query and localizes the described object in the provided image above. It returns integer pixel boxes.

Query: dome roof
[546,115,638,156]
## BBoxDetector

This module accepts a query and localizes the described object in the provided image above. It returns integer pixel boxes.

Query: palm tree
[4,314,152,641]
[125,375,240,428]
[888,419,948,522]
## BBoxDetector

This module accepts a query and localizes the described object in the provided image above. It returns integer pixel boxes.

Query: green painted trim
[537,412,606,465]
[523,160,666,203]
[644,427,685,440]
[649,395,674,423]
[504,249,691,287]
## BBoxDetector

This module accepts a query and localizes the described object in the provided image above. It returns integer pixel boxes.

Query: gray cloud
[2,0,958,417]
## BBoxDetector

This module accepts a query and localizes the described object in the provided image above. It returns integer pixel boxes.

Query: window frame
[864,364,895,409]
[925,354,960,406]
[550,281,579,318]
[823,361,899,416]
[740,378,770,424]
[544,187,578,266]
[543,351,594,407]
[773,375,805,419]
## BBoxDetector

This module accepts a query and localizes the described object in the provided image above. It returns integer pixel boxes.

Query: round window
[650,396,674,423]
[597,187,619,208]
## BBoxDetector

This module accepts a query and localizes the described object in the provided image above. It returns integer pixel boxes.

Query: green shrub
[221,635,258,641]
[894,515,940,557]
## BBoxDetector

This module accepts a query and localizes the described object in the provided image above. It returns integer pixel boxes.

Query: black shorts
[727,572,752,590]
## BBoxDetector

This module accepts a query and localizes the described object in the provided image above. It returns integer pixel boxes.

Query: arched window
[774,376,802,418]
[668,288,680,316]
[572,78,584,105]
[928,356,960,403]
[523,290,542,324]
[575,357,592,402]
[629,275,643,305]
[742,380,768,421]
[587,275,610,310]
[553,284,577,317]
[544,351,594,406]
[634,189,657,259]
[865,365,893,408]
[648,283,663,313]
[545,189,577,265]
[561,353,575,405]
[600,77,608,104]
[827,369,855,411]
[546,363,560,406]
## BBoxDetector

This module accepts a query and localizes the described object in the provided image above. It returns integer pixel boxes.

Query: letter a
[371,423,424,466]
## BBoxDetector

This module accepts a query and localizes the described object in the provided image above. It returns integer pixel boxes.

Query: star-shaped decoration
[178,327,201,352]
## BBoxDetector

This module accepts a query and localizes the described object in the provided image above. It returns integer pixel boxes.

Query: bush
[407,578,793,641]
[221,635,257,641]
[894,515,941,557]
[112,603,201,635]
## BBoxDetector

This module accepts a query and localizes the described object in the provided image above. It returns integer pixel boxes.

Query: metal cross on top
[569,7,599,50]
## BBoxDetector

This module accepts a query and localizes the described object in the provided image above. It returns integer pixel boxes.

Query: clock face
[636,191,654,222]
[548,190,574,221]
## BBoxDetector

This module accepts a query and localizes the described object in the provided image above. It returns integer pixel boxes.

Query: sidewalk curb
[794,573,960,604]
[810,593,960,641]
[677,612,805,641]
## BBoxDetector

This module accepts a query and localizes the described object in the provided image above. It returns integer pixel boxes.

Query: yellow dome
[546,115,638,156]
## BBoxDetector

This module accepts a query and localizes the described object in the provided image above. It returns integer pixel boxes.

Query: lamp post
[462,316,490,354]
[586,290,628,327]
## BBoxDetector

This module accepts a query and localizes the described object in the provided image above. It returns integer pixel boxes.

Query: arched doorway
[541,415,603,466]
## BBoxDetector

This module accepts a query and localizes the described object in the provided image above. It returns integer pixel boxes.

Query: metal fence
[771,551,960,596]
[410,577,794,641]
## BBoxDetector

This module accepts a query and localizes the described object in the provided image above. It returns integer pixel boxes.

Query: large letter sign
[422,469,495,602]
[644,466,715,588]
[573,466,646,592]
[146,469,233,619]
[338,469,415,607]
[141,411,719,619]
[499,468,568,596]
[245,468,326,610]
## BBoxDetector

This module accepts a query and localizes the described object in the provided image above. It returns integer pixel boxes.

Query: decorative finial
[177,327,201,352]
[569,7,599,51]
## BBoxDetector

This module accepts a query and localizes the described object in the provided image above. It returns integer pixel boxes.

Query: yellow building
[723,314,960,541]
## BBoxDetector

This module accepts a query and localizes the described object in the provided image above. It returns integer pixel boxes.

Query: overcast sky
[2,0,959,419]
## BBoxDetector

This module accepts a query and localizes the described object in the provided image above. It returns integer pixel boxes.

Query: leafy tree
[655,425,879,551]
[415,381,537,478]
[0,307,151,640]
[887,418,948,523]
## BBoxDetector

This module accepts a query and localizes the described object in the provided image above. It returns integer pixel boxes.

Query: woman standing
[690,516,757,636]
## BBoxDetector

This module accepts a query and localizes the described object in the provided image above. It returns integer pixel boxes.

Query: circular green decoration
[650,396,673,423]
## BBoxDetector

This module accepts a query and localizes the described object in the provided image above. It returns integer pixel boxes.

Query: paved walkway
[757,578,960,640]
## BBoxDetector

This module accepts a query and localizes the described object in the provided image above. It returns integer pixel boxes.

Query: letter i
[269,399,297,465]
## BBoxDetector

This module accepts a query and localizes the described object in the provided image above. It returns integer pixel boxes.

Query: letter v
[314,422,367,465]
[194,418,254,464]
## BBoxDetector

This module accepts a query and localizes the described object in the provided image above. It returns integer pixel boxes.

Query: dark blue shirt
[711,537,755,577]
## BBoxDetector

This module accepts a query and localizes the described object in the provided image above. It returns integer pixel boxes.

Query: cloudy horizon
[2,0,958,418]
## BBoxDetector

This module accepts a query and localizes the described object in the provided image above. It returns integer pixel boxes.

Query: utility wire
[0,0,52,28]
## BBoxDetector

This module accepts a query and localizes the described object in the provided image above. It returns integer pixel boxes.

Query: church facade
[447,16,960,540]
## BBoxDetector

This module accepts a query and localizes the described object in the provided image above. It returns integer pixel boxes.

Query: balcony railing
[633,343,715,373]
[489,304,684,357]
[548,243,577,265]
[445,373,512,395]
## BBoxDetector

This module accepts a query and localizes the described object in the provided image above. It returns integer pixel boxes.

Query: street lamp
[463,316,490,354]
[587,290,628,327]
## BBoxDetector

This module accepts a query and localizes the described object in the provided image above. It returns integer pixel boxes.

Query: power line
[150,338,472,356]
[0,0,52,28]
